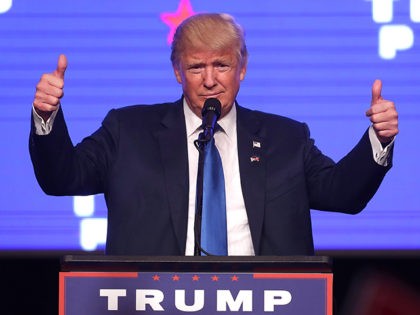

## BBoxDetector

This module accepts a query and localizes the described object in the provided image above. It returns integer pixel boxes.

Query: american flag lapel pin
[252,140,261,148]
[250,155,260,163]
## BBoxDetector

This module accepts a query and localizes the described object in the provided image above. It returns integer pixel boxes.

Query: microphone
[201,98,221,142]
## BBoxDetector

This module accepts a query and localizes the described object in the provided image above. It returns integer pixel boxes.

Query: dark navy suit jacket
[30,98,391,255]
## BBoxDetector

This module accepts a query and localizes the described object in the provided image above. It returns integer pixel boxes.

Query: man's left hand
[366,79,399,144]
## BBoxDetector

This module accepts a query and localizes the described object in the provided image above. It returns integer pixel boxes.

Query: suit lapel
[236,105,266,255]
[155,99,189,254]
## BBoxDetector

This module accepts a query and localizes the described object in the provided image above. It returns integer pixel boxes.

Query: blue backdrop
[1,0,419,252]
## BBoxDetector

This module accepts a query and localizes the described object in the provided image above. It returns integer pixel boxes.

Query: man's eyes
[188,65,203,74]
[187,64,231,74]
[216,64,230,72]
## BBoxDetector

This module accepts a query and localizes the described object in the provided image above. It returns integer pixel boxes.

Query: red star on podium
[160,0,196,44]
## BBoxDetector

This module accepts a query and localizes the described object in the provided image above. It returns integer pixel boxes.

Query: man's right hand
[33,54,67,121]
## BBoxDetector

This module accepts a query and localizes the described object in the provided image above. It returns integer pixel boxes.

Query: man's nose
[203,67,217,88]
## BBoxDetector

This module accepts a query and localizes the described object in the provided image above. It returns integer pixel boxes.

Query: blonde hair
[171,13,248,68]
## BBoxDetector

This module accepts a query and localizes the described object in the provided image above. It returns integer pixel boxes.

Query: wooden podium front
[60,255,332,315]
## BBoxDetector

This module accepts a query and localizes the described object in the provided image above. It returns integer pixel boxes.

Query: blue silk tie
[201,137,227,255]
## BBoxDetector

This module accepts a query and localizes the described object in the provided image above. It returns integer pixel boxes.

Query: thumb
[53,54,67,79]
[371,79,383,104]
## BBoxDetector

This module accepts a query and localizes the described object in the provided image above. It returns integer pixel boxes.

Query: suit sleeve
[29,107,119,196]
[304,125,392,214]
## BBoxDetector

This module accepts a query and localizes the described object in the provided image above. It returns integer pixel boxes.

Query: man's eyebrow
[186,61,205,68]
[213,59,230,65]
[213,57,233,64]
[185,57,232,68]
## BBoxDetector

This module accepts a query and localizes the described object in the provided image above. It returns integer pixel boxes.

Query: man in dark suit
[30,13,398,256]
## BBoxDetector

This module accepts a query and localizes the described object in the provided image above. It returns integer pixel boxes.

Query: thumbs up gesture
[365,80,399,144]
[33,54,67,121]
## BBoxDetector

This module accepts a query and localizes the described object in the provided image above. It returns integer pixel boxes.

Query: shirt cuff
[368,125,395,167]
[32,104,59,135]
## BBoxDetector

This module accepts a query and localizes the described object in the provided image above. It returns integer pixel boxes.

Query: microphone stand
[193,131,210,256]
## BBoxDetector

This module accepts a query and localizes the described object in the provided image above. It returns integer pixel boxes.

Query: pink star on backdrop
[160,0,196,44]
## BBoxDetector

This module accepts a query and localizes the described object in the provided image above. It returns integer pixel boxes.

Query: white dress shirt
[183,100,255,255]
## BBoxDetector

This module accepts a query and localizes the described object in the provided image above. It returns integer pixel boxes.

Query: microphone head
[202,98,222,120]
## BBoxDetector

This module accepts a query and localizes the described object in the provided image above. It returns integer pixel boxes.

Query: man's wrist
[32,104,60,135]
[368,125,394,167]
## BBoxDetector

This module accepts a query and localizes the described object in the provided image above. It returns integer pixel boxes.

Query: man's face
[173,49,247,118]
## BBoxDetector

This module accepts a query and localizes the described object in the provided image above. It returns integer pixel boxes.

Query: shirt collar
[183,98,236,139]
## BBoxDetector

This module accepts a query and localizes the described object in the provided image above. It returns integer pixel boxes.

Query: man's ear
[239,64,247,81]
[173,66,183,84]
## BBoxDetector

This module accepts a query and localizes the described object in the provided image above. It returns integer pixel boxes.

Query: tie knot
[194,123,223,151]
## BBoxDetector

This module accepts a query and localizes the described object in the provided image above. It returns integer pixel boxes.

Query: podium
[60,255,333,315]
